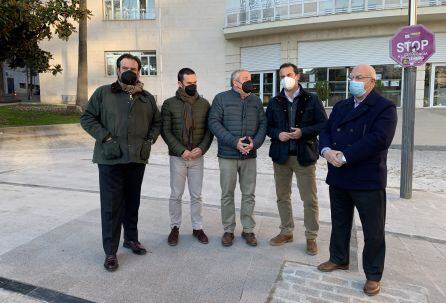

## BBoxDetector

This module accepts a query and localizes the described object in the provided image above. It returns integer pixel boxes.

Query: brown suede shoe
[168,226,179,246]
[221,232,234,247]
[241,232,257,247]
[306,239,318,255]
[363,280,380,296]
[269,234,293,246]
[317,261,349,272]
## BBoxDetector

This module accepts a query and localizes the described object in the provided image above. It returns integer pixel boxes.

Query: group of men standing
[80,53,397,297]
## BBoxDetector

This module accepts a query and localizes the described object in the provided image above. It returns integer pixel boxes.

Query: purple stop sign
[390,24,436,67]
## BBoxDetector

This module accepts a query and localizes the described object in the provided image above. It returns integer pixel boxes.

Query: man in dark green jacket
[80,54,161,272]
[161,68,213,246]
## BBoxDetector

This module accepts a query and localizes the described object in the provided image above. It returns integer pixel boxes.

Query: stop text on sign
[396,40,429,53]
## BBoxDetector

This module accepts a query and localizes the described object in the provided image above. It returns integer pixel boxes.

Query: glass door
[430,64,446,107]
[250,71,277,106]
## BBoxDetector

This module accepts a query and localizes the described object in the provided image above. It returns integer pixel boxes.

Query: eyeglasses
[348,74,373,81]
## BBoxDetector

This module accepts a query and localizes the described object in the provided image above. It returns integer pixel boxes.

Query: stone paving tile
[268,262,428,303]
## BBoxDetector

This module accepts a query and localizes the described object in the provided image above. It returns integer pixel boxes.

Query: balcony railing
[104,8,156,21]
[225,0,446,27]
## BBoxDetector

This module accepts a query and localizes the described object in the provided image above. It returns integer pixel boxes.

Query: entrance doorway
[7,78,14,94]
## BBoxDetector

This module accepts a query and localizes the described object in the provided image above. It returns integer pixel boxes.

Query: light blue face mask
[349,80,366,97]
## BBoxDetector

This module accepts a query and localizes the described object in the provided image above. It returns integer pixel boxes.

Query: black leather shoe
[192,229,209,244]
[104,255,118,272]
[123,240,147,255]
[168,226,179,246]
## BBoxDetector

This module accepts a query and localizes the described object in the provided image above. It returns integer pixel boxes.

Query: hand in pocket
[102,139,122,160]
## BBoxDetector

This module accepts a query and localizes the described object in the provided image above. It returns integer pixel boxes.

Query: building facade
[39,0,446,108]
[2,63,40,96]
[39,0,226,105]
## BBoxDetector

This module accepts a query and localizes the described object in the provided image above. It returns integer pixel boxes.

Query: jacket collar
[277,84,310,103]
[229,88,253,101]
[277,84,311,105]
[110,81,148,102]
[338,89,379,125]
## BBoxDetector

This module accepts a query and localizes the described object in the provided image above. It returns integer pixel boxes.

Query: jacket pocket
[140,141,152,160]
[299,139,319,163]
[102,139,122,160]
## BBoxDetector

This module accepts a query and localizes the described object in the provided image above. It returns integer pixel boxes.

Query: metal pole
[408,0,417,26]
[400,0,417,199]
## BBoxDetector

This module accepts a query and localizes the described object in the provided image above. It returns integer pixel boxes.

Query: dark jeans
[98,163,146,255]
[328,186,386,281]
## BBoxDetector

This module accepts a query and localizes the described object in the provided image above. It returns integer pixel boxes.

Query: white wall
[39,0,227,105]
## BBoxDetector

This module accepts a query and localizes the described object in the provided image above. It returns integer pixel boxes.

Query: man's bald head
[351,64,377,80]
[349,64,377,98]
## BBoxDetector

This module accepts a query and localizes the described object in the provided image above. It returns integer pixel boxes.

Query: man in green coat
[161,68,213,246]
[80,54,161,272]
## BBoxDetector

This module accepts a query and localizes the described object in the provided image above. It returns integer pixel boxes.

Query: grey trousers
[218,158,257,233]
[169,156,204,230]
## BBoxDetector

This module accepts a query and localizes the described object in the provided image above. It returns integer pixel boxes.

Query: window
[300,68,329,106]
[140,54,157,76]
[105,51,157,76]
[425,63,446,107]
[300,65,402,107]
[251,71,278,106]
[328,67,348,107]
[104,0,155,20]
[373,65,402,107]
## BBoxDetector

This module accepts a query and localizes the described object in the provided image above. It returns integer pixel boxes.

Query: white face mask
[281,76,296,91]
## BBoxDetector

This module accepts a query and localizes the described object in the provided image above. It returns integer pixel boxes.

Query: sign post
[389,1,435,199]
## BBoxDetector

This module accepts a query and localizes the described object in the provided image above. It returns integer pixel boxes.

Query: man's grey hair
[230,69,249,87]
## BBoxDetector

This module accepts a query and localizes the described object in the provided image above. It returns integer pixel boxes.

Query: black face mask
[241,80,254,94]
[120,70,137,85]
[184,84,197,96]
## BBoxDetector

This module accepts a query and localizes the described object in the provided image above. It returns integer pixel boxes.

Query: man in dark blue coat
[266,63,327,255]
[317,64,397,296]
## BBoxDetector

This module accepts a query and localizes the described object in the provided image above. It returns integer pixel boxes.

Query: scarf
[176,88,199,150]
[117,80,144,96]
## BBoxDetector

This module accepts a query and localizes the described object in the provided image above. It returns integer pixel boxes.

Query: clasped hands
[323,149,346,168]
[237,136,254,155]
[181,147,203,161]
[278,127,302,142]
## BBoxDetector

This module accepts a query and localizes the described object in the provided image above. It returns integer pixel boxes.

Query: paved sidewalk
[0,133,445,302]
[270,262,429,303]
[0,289,44,303]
